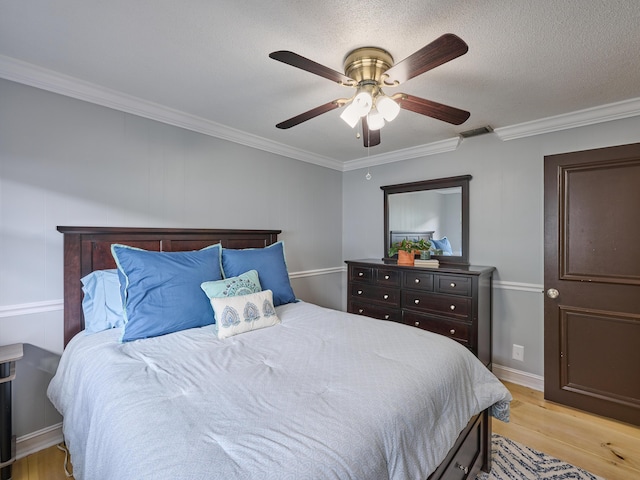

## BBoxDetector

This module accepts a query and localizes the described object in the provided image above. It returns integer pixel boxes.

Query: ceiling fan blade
[362,117,381,147]
[276,100,342,129]
[383,34,468,85]
[395,94,470,125]
[269,51,356,86]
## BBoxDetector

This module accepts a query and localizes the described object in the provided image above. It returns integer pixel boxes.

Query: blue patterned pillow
[201,270,262,323]
[209,290,281,339]
[111,243,222,342]
[200,270,262,299]
[221,241,296,306]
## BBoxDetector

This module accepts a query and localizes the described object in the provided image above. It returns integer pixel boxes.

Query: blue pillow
[111,243,223,342]
[200,269,262,299]
[221,241,296,306]
[431,237,453,255]
[81,269,124,334]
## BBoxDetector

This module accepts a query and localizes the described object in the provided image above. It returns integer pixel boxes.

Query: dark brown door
[544,143,640,426]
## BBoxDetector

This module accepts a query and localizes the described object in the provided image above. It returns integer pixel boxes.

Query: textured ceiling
[1,1,640,166]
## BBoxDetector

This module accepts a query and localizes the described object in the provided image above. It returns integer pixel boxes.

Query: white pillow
[209,290,280,339]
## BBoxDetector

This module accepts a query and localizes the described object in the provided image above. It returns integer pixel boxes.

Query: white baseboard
[493,364,544,392]
[16,422,63,459]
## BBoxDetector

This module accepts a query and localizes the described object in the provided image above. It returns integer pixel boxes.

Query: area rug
[476,434,605,480]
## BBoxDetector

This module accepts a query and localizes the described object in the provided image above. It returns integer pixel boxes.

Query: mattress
[48,301,511,480]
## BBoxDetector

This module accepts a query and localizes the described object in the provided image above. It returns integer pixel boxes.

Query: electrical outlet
[512,344,524,361]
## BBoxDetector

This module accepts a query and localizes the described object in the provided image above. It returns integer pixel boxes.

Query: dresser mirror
[382,175,471,265]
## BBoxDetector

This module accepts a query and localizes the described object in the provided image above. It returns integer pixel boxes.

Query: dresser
[345,259,495,368]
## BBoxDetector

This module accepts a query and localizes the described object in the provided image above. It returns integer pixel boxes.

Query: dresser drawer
[402,271,434,291]
[435,274,472,296]
[349,301,401,322]
[345,259,494,365]
[402,291,471,320]
[350,265,373,283]
[376,268,400,287]
[350,284,400,307]
[403,312,470,345]
[439,412,482,479]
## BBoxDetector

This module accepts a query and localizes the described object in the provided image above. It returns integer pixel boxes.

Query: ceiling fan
[269,34,471,148]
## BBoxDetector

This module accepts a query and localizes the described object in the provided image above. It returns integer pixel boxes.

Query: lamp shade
[340,103,360,128]
[367,109,385,130]
[352,90,373,116]
[376,95,400,122]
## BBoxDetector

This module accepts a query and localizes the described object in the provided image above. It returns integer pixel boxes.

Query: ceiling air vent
[459,125,493,138]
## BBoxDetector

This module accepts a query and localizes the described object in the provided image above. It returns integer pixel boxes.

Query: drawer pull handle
[414,299,420,305]
[384,314,390,320]
[450,329,456,335]
[383,294,389,300]
[450,282,456,288]
[384,275,390,280]
[357,290,363,295]
[358,309,364,314]
[358,272,364,277]
[414,278,420,283]
[450,305,456,311]
[456,463,469,474]
[414,321,420,327]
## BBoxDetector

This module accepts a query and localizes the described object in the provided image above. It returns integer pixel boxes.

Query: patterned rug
[476,434,605,480]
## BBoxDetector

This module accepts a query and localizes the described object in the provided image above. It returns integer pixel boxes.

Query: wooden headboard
[57,226,281,346]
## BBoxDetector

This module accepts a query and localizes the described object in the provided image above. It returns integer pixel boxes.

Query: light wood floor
[494,381,640,480]
[11,381,640,480]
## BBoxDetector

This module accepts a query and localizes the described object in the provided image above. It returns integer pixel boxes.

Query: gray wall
[342,115,640,378]
[3,75,640,441]
[0,79,344,437]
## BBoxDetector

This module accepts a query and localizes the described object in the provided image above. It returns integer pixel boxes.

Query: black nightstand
[0,344,23,480]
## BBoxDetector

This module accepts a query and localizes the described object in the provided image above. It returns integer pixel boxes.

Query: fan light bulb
[376,95,400,122]
[340,103,360,128]
[352,91,373,116]
[367,109,385,131]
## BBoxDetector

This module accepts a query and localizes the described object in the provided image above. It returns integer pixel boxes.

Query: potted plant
[388,238,432,266]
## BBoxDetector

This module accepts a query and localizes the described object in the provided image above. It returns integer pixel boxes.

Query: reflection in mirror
[388,187,462,255]
[382,175,471,265]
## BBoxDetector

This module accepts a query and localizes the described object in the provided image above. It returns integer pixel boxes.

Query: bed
[48,226,511,480]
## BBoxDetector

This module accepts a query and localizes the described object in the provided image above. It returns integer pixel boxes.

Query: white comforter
[48,302,511,480]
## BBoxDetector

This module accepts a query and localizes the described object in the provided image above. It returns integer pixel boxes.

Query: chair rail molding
[0,300,64,318]
[1,268,344,318]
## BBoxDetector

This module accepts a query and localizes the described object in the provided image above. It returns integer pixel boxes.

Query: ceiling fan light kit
[377,95,401,122]
[339,103,361,128]
[269,34,471,147]
[367,108,386,131]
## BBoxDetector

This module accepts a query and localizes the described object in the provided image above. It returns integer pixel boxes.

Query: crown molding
[0,55,343,171]
[342,137,462,171]
[494,97,640,141]
[4,55,640,170]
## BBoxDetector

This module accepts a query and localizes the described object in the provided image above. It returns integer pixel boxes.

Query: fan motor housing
[343,47,394,83]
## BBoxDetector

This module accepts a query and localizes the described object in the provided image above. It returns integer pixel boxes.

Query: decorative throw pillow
[431,237,453,255]
[201,270,262,322]
[209,290,280,339]
[221,241,296,307]
[200,269,262,299]
[111,243,223,342]
[81,269,124,334]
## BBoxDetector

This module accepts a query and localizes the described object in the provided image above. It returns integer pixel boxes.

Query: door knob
[546,288,559,299]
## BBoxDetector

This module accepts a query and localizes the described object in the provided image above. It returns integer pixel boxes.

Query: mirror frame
[382,174,471,266]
